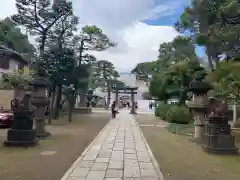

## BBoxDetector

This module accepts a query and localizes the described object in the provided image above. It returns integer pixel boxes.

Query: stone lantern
[187,79,212,143]
[4,93,38,147]
[129,87,138,114]
[202,98,238,154]
[30,68,51,138]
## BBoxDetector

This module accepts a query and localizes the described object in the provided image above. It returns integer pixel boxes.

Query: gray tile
[124,154,137,160]
[108,161,123,169]
[70,167,90,177]
[85,170,105,180]
[83,155,97,161]
[139,162,155,169]
[124,149,136,154]
[91,162,108,170]
[66,177,85,180]
[106,169,123,178]
[124,167,141,178]
[98,151,112,158]
[95,158,110,163]
[138,156,151,162]
[140,169,158,178]
[76,161,94,168]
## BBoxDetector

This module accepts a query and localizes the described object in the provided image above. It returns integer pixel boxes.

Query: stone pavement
[61,110,163,180]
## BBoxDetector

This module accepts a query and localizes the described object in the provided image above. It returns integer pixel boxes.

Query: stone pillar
[187,79,211,144]
[79,91,86,107]
[193,112,205,139]
[130,90,136,114]
[75,93,80,108]
[115,90,119,107]
[194,94,208,139]
[231,104,240,128]
[30,73,51,138]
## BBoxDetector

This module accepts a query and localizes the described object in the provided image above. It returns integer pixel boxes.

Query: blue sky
[143,0,206,59]
[144,0,187,26]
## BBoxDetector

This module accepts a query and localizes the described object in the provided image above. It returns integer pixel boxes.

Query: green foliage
[166,123,193,134]
[12,0,73,37]
[94,60,119,84]
[149,73,169,102]
[155,103,172,119]
[176,0,240,67]
[165,105,193,124]
[148,36,204,104]
[155,104,193,124]
[80,25,116,51]
[131,61,156,80]
[1,71,31,89]
[149,57,205,104]
[0,18,35,58]
[208,61,240,103]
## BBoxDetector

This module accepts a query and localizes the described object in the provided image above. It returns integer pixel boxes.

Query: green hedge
[155,104,193,124]
[155,103,172,120]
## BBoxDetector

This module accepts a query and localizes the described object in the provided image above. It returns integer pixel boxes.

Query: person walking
[149,102,152,110]
[111,101,117,119]
[127,101,130,109]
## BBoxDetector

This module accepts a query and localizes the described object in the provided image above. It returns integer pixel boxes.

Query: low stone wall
[0,89,14,110]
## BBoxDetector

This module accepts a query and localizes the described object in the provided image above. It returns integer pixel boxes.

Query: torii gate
[112,86,138,114]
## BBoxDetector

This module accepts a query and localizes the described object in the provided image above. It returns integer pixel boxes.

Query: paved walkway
[61,110,163,180]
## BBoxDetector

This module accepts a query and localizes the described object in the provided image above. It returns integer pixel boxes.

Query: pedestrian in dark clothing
[111,101,117,119]
[135,101,138,110]
[127,101,130,109]
[149,102,153,110]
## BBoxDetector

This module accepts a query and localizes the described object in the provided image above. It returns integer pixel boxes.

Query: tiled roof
[0,45,28,65]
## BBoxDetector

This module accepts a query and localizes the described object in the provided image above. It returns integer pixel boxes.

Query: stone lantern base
[202,116,238,155]
[35,120,51,138]
[4,129,38,147]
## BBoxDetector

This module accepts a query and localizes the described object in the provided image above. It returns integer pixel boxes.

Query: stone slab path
[61,110,163,180]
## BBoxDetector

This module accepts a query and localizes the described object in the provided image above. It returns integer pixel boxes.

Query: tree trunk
[79,90,86,106]
[206,46,214,71]
[54,84,62,119]
[78,40,84,65]
[48,86,56,124]
[68,95,76,123]
[40,33,47,57]
[106,86,111,110]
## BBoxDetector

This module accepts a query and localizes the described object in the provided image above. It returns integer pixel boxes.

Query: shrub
[155,103,172,120]
[165,105,193,124]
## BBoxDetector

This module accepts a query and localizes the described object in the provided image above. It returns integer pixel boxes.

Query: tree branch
[34,0,44,30]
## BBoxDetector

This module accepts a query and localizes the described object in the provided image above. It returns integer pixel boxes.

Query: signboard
[113,90,137,94]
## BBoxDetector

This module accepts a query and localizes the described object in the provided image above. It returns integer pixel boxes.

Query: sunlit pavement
[61,110,163,180]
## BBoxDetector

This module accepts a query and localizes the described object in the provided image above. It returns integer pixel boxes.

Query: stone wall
[0,89,14,110]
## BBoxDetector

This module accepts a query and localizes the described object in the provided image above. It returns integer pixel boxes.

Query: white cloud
[143,1,183,20]
[91,22,178,71]
[0,0,181,71]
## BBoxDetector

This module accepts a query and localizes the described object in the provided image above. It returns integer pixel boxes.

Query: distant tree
[94,60,119,109]
[12,0,73,59]
[75,25,115,65]
[131,61,156,81]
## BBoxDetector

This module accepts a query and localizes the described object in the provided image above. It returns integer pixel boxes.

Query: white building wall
[0,59,27,78]
[118,73,136,87]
